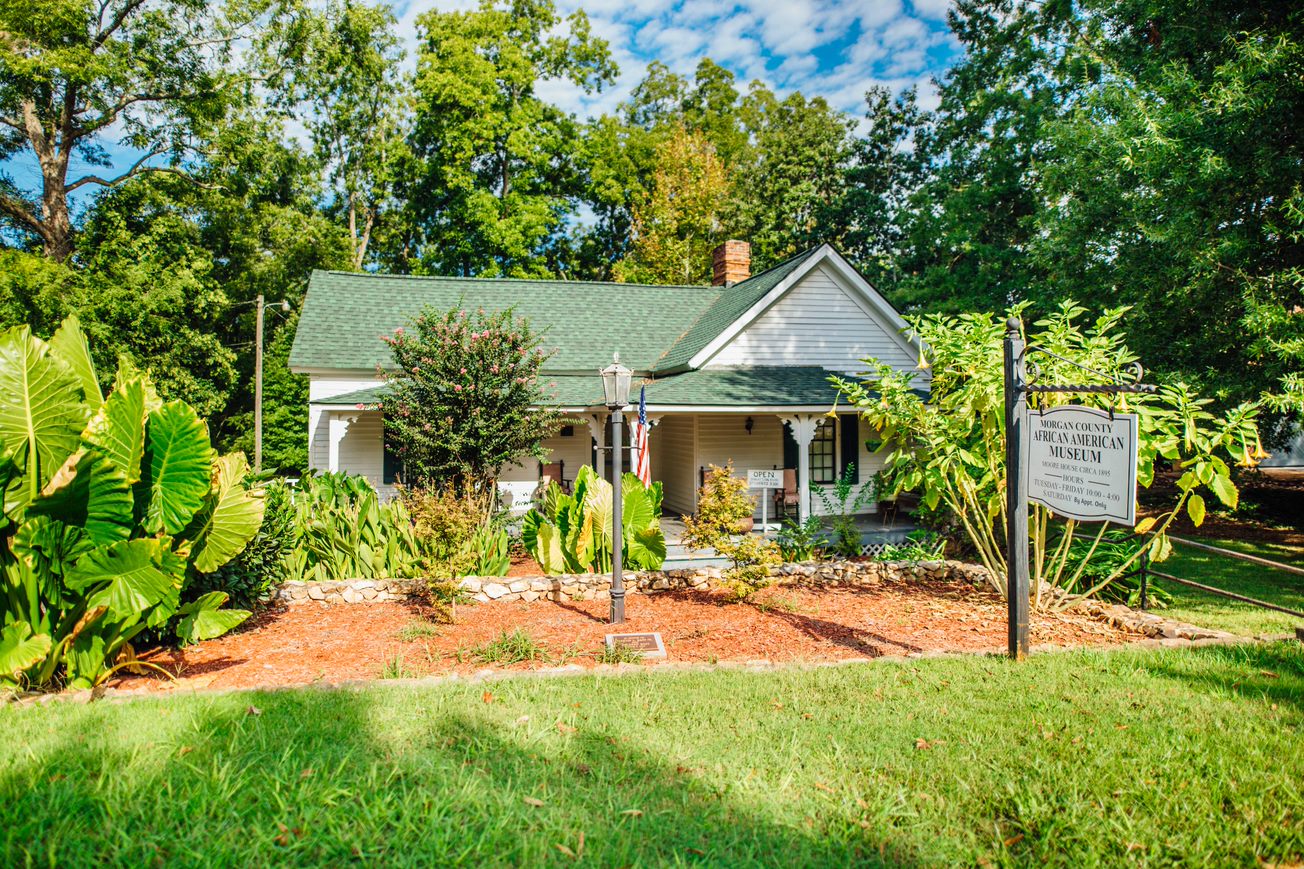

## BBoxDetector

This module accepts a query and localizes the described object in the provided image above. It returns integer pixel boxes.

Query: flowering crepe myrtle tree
[381,306,560,513]
[832,302,1264,609]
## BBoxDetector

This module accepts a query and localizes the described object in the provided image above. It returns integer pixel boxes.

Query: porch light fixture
[599,352,633,624]
[600,352,633,410]
[745,416,754,435]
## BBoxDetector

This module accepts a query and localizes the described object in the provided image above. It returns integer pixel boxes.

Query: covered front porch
[309,366,894,524]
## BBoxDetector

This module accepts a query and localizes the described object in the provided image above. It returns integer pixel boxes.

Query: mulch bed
[115,577,1140,694]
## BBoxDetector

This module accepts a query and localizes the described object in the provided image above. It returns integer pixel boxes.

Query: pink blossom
[454,384,463,392]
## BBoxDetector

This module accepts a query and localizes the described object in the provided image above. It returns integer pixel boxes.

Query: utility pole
[255,293,264,472]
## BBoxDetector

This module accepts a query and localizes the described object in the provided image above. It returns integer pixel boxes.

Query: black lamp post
[599,352,632,624]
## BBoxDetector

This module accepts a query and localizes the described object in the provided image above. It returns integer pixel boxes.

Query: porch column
[586,412,606,467]
[327,412,355,472]
[779,414,821,521]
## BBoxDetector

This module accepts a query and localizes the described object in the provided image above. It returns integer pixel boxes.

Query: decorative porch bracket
[778,413,822,521]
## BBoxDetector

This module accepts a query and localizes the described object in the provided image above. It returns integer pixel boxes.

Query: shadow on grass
[1137,641,1304,713]
[0,685,924,867]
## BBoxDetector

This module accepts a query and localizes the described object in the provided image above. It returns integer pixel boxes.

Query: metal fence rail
[1142,535,1304,621]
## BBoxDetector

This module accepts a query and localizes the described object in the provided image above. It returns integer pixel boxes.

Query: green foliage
[834,303,1263,606]
[775,516,827,562]
[0,317,262,689]
[383,305,560,503]
[1059,528,1171,610]
[472,526,511,578]
[615,126,731,285]
[281,472,425,584]
[886,0,1304,415]
[400,484,509,581]
[877,531,947,565]
[521,466,666,575]
[681,463,781,598]
[407,0,616,275]
[468,629,548,665]
[596,641,643,665]
[190,478,295,610]
[813,464,874,557]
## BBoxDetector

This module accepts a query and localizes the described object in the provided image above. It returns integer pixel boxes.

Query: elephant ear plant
[0,318,264,690]
[521,465,666,575]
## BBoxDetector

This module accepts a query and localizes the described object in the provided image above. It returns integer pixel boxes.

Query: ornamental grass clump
[682,463,781,599]
[0,317,263,690]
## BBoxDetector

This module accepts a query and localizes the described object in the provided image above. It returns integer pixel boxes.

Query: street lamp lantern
[599,351,632,624]
[600,352,632,410]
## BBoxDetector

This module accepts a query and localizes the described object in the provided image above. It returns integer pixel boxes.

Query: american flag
[632,385,651,486]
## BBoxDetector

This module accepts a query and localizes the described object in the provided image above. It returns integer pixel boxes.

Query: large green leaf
[0,622,52,681]
[142,401,213,534]
[533,521,566,574]
[47,315,102,405]
[65,539,177,620]
[28,450,133,546]
[626,525,667,570]
[190,453,265,573]
[85,374,148,484]
[0,326,91,503]
[176,592,250,644]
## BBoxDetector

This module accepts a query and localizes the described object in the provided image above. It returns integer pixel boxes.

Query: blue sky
[393,0,961,118]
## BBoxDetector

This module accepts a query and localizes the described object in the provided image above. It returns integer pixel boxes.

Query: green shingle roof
[289,247,824,375]
[316,366,850,411]
[639,366,842,406]
[651,247,821,373]
[289,271,722,373]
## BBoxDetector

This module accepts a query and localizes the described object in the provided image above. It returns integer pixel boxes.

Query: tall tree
[730,85,854,269]
[0,0,298,260]
[407,0,615,276]
[615,126,730,285]
[263,0,409,270]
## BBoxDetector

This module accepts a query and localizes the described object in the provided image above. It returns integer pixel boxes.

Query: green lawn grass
[1153,537,1304,636]
[3,643,1302,866]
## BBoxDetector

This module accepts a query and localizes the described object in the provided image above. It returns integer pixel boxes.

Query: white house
[289,242,925,519]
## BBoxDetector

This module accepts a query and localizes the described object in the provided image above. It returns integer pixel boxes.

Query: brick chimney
[711,240,751,286]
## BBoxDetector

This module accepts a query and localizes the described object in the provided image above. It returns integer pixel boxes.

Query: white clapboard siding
[309,374,385,402]
[705,262,917,374]
[499,428,592,485]
[696,414,788,518]
[653,415,698,515]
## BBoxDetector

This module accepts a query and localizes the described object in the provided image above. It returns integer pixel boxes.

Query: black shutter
[839,414,860,482]
[382,419,401,485]
[782,422,798,469]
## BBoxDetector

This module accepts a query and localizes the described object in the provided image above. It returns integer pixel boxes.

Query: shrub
[0,318,262,689]
[681,463,781,598]
[521,466,666,574]
[813,464,875,557]
[775,515,827,562]
[834,301,1263,606]
[401,484,482,579]
[382,305,560,515]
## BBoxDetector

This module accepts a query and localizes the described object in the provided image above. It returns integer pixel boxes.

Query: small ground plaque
[605,632,666,659]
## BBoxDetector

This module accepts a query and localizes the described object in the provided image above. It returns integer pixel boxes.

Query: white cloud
[385,0,958,120]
